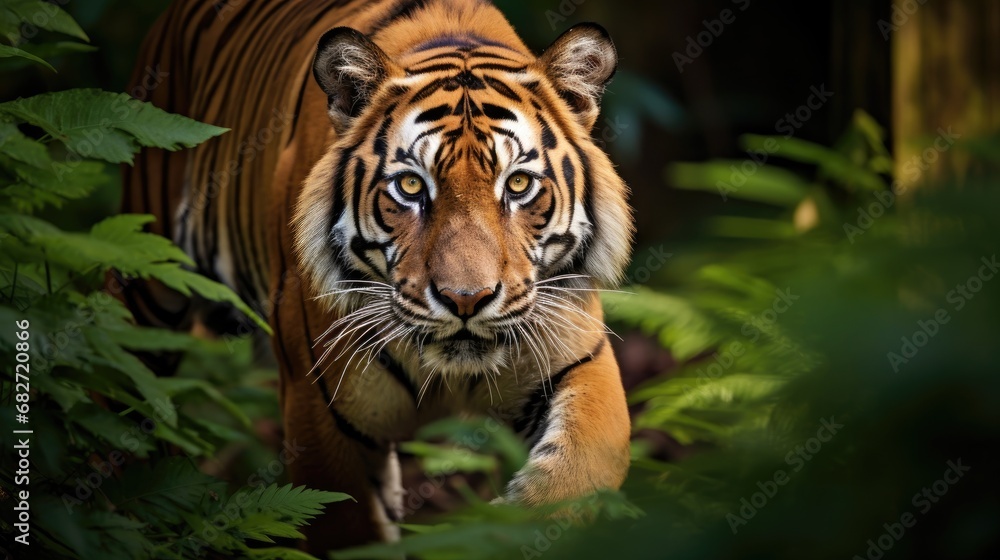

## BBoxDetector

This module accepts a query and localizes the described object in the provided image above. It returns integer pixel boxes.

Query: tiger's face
[295,25,632,376]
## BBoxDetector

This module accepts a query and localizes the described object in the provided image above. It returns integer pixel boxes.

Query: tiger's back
[122,0,377,323]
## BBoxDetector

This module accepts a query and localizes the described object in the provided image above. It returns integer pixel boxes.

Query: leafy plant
[0,4,345,558]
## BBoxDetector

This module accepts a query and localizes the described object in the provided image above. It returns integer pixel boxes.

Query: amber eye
[506,172,532,195]
[397,174,426,197]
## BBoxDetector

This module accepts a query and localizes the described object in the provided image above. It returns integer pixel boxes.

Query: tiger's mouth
[433,328,506,356]
[315,275,601,376]
[421,328,512,374]
[444,328,482,342]
[435,327,516,347]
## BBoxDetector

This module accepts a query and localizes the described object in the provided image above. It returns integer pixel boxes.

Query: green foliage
[0,90,229,164]
[210,484,352,547]
[404,417,529,482]
[335,112,1000,559]
[0,4,335,558]
[334,491,642,560]
[0,42,54,70]
[27,461,348,560]
[0,0,88,43]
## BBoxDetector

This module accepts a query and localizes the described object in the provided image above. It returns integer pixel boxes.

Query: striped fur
[118,0,634,553]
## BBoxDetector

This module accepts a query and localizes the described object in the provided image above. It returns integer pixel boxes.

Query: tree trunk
[892,0,1000,192]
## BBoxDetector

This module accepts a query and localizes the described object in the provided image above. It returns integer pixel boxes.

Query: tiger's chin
[420,336,509,376]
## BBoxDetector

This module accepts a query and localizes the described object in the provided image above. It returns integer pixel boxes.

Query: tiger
[117,0,634,553]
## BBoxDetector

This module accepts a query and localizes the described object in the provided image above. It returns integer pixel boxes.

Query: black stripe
[415,104,452,123]
[303,306,380,452]
[411,51,468,63]
[572,142,597,259]
[540,233,578,270]
[205,0,282,93]
[372,191,394,234]
[326,391,381,450]
[464,51,521,62]
[513,339,606,439]
[410,78,446,103]
[398,290,430,311]
[540,153,557,225]
[482,103,517,121]
[352,157,367,234]
[501,286,532,310]
[272,231,377,453]
[287,68,310,148]
[490,126,516,139]
[483,76,522,102]
[408,62,462,75]
[471,63,527,73]
[562,153,576,225]
[330,141,362,226]
[282,197,381,450]
[379,350,418,401]
[537,114,557,149]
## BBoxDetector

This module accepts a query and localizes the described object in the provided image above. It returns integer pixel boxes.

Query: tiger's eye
[398,174,425,196]
[506,172,532,194]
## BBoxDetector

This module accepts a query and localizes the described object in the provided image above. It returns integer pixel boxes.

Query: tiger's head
[294,22,633,376]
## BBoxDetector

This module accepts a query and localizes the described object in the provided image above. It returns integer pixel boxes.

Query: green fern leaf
[213,484,352,546]
[603,287,720,361]
[0,0,89,41]
[0,89,227,164]
[104,457,225,527]
[0,42,55,70]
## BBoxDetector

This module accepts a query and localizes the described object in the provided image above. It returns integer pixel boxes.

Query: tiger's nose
[433,284,498,319]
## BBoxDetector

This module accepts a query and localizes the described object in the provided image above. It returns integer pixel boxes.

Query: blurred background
[2,1,999,559]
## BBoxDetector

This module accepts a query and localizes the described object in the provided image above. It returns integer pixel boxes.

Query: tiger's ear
[537,23,618,131]
[313,27,396,133]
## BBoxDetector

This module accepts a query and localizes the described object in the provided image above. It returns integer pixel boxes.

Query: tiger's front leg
[270,268,410,553]
[280,362,405,553]
[503,338,632,507]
